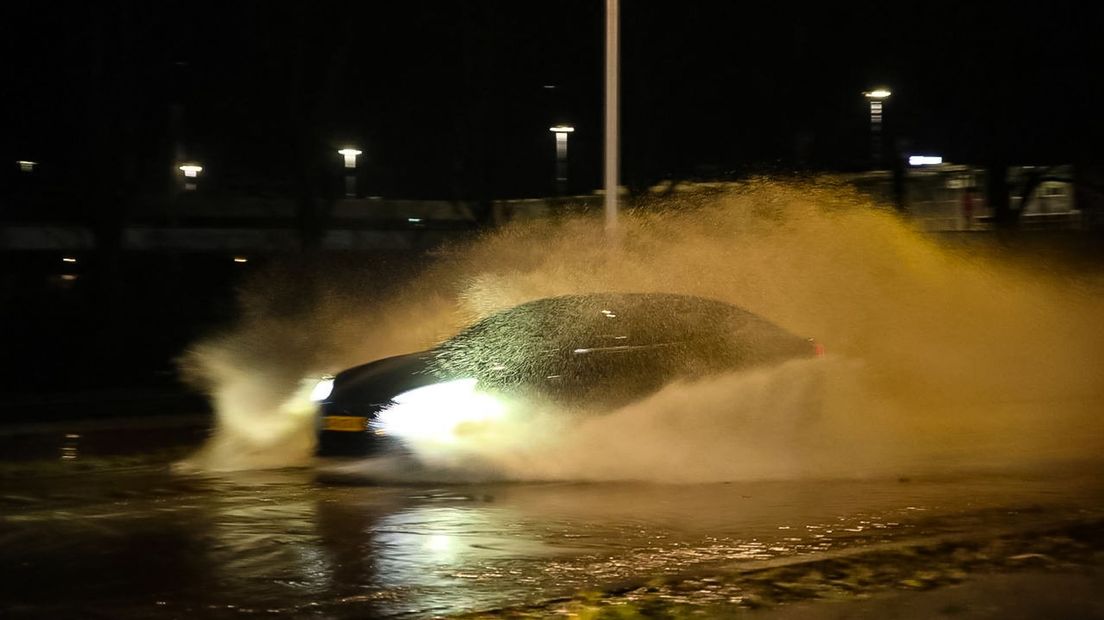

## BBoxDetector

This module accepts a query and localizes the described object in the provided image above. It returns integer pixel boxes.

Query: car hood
[329,351,442,406]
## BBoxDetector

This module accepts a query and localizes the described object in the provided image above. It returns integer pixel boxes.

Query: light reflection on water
[1,467,1102,618]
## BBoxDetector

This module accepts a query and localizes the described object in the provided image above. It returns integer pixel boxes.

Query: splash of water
[179,180,1104,478]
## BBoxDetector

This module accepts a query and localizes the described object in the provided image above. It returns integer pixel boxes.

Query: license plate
[323,416,367,432]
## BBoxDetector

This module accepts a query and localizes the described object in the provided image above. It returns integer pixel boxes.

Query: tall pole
[555,132,568,190]
[604,0,619,235]
[863,89,891,169]
[550,125,575,195]
[869,98,882,166]
[338,148,362,198]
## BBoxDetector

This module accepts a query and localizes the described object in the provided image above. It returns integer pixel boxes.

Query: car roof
[442,293,758,349]
[429,293,802,386]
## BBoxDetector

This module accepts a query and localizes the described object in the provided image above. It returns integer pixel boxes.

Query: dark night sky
[3,1,1103,200]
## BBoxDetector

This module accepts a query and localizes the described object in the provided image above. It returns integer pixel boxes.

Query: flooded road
[3,430,1103,618]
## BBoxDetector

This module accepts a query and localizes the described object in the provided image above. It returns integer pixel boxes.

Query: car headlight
[309,375,335,402]
[377,378,505,442]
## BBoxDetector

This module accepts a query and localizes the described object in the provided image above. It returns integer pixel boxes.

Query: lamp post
[604,0,620,236]
[549,125,574,194]
[178,163,203,191]
[338,148,362,197]
[863,88,891,168]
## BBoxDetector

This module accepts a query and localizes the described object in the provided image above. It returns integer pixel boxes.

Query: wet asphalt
[2,420,1103,618]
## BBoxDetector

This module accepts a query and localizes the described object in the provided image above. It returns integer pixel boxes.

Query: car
[311,293,822,458]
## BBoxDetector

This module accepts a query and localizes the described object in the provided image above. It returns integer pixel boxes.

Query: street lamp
[549,125,574,194]
[338,148,362,169]
[338,148,362,197]
[178,163,203,191]
[908,155,943,166]
[178,164,203,177]
[863,88,891,168]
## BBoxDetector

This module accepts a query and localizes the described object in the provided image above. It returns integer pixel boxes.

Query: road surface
[2,418,1103,618]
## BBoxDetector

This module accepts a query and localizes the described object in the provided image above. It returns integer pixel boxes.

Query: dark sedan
[311,293,820,457]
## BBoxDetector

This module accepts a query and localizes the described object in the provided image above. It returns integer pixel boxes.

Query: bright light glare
[908,155,943,166]
[310,376,335,402]
[179,164,203,177]
[233,256,249,263]
[864,89,892,99]
[62,257,77,263]
[549,125,575,133]
[338,148,362,168]
[377,378,505,443]
[424,534,451,552]
[17,160,37,172]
